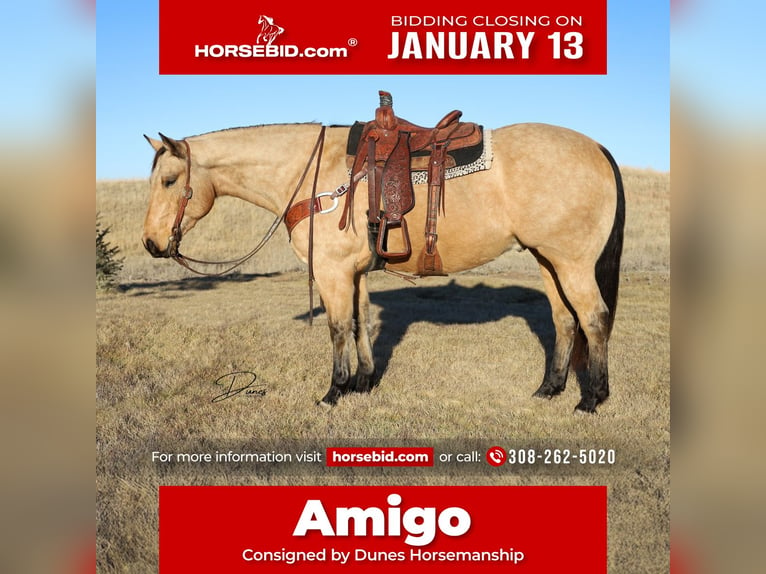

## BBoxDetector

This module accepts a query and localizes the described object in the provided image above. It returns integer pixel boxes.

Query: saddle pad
[344,122,493,183]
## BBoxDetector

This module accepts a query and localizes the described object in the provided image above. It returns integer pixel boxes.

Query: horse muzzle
[143,234,180,258]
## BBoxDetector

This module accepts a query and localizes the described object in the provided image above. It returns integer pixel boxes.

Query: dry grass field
[97,167,669,572]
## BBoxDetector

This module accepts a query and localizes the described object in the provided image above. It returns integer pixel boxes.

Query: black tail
[571,145,625,368]
[595,145,625,337]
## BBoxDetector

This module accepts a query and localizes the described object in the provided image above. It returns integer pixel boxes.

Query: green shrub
[97,214,123,289]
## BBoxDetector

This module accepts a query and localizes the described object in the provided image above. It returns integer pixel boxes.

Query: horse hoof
[318,387,342,406]
[574,399,599,414]
[352,371,379,394]
[532,384,564,400]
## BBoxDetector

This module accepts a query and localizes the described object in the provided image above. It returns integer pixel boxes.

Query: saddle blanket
[344,122,493,184]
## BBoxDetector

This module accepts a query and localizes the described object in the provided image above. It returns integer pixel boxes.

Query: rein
[170,127,327,298]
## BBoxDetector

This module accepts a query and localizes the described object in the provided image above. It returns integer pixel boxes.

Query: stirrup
[376,217,411,261]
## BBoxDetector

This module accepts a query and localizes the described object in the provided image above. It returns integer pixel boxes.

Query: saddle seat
[341,91,482,276]
[364,101,480,160]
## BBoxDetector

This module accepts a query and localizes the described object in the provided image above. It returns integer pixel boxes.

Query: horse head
[142,133,215,258]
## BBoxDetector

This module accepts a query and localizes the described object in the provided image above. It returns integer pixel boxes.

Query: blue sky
[96,1,670,179]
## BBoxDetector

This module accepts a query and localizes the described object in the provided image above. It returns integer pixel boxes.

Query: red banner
[159,486,607,572]
[159,0,606,75]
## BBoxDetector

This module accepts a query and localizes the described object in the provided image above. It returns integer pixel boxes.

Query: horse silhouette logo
[257,15,285,46]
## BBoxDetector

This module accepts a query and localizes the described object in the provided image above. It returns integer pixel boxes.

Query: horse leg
[531,252,577,399]
[554,264,611,413]
[349,272,378,393]
[317,274,356,407]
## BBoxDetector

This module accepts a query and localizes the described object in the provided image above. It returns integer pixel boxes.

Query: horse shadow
[300,279,556,380]
[119,272,280,298]
[372,280,553,378]
[121,274,558,388]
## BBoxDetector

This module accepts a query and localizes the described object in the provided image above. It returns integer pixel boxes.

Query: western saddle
[339,91,482,276]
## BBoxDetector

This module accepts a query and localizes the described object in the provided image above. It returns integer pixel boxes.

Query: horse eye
[163,177,177,188]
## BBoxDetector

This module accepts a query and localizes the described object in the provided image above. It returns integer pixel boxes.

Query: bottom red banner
[159,485,606,572]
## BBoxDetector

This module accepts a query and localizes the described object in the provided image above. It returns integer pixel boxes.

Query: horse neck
[189,124,325,216]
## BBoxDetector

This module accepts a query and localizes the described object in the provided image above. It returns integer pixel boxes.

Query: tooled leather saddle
[339,91,482,276]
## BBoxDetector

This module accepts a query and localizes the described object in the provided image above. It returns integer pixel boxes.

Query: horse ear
[144,134,164,152]
[158,133,187,159]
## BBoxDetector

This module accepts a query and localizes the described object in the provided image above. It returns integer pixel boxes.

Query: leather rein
[170,127,326,273]
[170,126,327,322]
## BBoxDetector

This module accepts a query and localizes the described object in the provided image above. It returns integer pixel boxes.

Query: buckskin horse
[141,95,624,412]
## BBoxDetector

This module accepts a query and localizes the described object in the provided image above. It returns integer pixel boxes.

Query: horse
[257,15,284,46]
[142,120,625,413]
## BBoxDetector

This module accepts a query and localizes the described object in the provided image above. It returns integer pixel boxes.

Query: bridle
[167,126,327,323]
[168,127,326,277]
[167,140,194,257]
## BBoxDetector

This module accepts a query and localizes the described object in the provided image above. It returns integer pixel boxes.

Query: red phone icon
[486,446,506,467]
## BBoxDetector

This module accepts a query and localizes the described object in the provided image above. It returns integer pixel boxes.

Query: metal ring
[316,192,339,214]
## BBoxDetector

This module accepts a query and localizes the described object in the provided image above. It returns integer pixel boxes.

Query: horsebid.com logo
[256,15,283,46]
[194,14,350,59]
